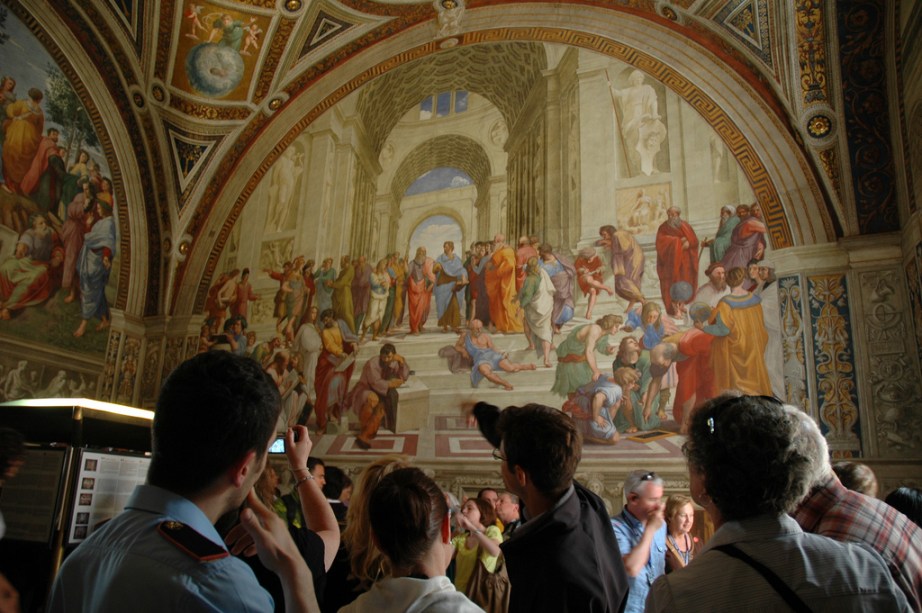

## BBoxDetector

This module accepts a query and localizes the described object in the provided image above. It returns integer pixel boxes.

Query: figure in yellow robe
[484,235,523,333]
[709,289,772,395]
[3,89,45,191]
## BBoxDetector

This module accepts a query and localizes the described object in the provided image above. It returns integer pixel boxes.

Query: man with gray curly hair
[788,404,922,610]
[647,394,909,612]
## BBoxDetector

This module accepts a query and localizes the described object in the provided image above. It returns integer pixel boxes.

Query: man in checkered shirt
[788,405,922,611]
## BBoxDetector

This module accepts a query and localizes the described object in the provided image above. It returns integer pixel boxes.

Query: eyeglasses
[640,471,657,481]
[492,448,506,462]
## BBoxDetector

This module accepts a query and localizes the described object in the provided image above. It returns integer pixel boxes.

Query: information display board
[67,449,150,544]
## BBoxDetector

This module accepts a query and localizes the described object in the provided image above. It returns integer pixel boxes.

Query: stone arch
[389,134,494,210]
[399,207,470,259]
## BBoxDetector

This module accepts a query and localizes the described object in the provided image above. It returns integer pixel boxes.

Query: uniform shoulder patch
[157,520,229,562]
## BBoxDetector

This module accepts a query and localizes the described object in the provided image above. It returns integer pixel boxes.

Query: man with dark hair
[348,342,410,449]
[471,401,629,612]
[477,487,499,509]
[322,465,348,526]
[49,351,317,612]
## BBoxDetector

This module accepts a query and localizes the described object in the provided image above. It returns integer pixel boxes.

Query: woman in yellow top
[451,497,502,593]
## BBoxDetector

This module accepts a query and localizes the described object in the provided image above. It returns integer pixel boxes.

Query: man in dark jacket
[471,401,629,612]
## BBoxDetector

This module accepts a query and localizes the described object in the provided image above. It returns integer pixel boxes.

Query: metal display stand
[0,398,153,611]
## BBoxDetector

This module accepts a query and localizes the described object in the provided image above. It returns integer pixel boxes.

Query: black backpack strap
[712,544,812,613]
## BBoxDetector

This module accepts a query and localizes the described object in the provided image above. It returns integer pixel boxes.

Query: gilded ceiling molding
[715,0,773,70]
[795,0,828,105]
[164,124,225,213]
[300,10,355,56]
[254,17,297,102]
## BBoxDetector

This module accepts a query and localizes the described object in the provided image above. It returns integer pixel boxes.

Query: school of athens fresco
[191,42,786,448]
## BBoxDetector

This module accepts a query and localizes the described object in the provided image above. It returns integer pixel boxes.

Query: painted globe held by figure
[185,43,244,98]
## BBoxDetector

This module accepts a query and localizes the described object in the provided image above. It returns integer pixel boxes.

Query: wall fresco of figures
[198,43,795,447]
[0,11,118,402]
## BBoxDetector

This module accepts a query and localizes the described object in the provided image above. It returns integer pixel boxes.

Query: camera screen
[268,437,286,454]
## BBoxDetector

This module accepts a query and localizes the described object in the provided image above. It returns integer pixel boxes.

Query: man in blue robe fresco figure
[433,241,467,333]
[73,199,116,338]
[454,319,535,391]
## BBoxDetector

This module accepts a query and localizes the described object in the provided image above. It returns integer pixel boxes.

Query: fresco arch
[178,5,832,313]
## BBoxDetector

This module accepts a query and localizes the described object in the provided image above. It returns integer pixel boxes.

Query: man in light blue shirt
[49,351,318,612]
[611,469,666,613]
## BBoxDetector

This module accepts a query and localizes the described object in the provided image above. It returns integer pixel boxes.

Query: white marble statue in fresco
[611,70,668,176]
[266,147,303,232]
[435,0,465,38]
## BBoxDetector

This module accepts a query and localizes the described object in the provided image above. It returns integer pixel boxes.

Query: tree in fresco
[44,64,98,167]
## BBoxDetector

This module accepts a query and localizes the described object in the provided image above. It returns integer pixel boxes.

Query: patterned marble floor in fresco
[303,318,687,464]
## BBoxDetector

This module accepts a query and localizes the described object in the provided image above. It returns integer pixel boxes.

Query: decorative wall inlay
[795,0,827,105]
[909,105,922,213]
[162,337,186,383]
[115,337,141,404]
[836,0,899,234]
[806,114,831,137]
[779,274,809,410]
[808,274,861,456]
[184,334,199,360]
[140,340,162,404]
[715,0,772,68]
[858,268,922,455]
[301,10,354,57]
[818,147,842,199]
[99,331,122,402]
[908,246,922,397]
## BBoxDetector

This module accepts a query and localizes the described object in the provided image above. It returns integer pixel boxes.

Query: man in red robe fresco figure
[485,233,524,333]
[406,246,434,335]
[655,206,699,314]
[664,302,728,430]
[574,247,614,320]
[313,308,356,434]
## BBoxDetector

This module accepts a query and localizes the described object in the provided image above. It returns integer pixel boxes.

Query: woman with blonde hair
[663,494,700,573]
[323,455,412,611]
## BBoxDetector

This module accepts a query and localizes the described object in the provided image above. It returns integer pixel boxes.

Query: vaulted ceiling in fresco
[358,42,548,154]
